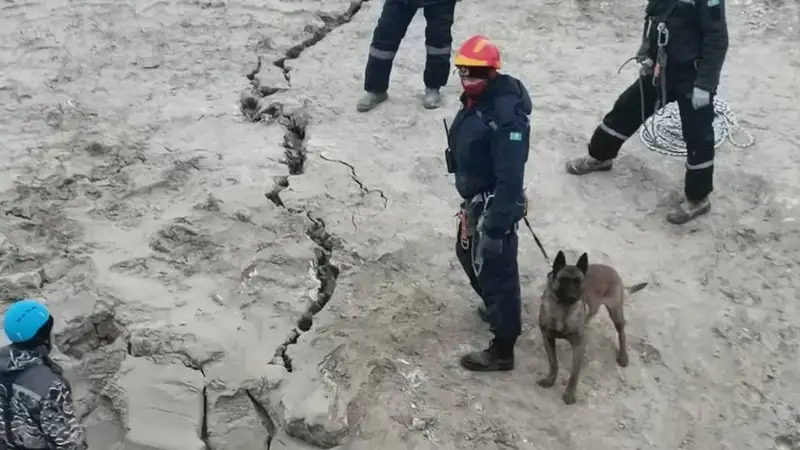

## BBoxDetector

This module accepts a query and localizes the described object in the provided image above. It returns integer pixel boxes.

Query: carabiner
[656,22,669,47]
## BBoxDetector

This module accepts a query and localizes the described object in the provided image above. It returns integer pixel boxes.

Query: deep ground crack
[272,1,369,84]
[241,0,368,106]
[199,366,212,450]
[269,213,340,373]
[245,389,278,450]
[265,175,289,207]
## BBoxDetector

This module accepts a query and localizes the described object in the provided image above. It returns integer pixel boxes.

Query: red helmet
[454,35,501,69]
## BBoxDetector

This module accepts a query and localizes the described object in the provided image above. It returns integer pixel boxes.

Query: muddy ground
[1,0,799,449]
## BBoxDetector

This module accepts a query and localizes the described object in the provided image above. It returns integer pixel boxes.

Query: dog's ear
[553,250,566,273]
[576,252,589,275]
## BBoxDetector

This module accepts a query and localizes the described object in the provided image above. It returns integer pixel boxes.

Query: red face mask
[461,77,488,97]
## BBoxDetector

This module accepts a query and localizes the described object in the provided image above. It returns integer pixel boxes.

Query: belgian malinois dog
[537,250,647,405]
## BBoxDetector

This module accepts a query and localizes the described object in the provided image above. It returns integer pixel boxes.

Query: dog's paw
[617,351,629,367]
[537,376,556,388]
[562,390,577,405]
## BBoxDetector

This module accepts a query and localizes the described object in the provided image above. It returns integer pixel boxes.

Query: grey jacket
[0,346,87,449]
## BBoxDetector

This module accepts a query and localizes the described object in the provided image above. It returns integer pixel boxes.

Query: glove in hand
[639,58,654,77]
[691,87,711,109]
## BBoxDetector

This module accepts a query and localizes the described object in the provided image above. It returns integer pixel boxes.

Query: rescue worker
[565,0,728,224]
[357,0,458,112]
[0,299,88,450]
[448,35,532,372]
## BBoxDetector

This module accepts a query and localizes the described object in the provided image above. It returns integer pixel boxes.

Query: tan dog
[537,250,647,405]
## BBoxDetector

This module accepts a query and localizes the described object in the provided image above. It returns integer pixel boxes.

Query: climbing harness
[619,19,755,157]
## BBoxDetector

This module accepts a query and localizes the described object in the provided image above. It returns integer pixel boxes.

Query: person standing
[0,299,88,450]
[357,0,458,112]
[565,0,728,224]
[448,35,532,372]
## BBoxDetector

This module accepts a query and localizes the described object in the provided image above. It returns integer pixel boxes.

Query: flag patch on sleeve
[509,132,523,141]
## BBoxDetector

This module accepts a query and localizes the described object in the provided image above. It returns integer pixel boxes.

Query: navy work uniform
[357,0,458,112]
[448,50,532,371]
[565,0,728,225]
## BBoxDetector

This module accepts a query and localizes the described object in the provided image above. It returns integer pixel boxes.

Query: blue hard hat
[3,299,51,343]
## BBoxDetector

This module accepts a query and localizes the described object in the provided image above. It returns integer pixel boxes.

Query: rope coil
[618,56,756,157]
[639,97,756,157]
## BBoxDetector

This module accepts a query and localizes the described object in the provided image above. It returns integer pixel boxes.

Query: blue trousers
[364,0,457,93]
[455,220,522,340]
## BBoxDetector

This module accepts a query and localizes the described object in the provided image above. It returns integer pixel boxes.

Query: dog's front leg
[563,335,586,405]
[537,327,558,388]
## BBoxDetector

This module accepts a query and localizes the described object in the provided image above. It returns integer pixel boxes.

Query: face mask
[461,77,488,97]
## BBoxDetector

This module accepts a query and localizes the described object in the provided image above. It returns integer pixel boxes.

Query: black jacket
[638,0,728,92]
[0,346,87,449]
[448,74,532,239]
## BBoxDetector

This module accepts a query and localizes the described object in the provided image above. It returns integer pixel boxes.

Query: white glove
[639,58,654,77]
[691,87,711,109]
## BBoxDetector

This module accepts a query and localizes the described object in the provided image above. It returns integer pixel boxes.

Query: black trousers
[455,220,522,341]
[364,0,457,93]
[587,74,716,202]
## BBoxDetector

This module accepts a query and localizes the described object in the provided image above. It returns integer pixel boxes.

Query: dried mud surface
[1,0,799,449]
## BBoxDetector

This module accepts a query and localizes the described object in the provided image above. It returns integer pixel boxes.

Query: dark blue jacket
[449,74,532,239]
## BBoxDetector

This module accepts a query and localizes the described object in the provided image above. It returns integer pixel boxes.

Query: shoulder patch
[707,0,720,6]
[509,132,523,141]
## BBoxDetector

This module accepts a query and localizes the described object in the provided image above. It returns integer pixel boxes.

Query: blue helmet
[3,299,51,343]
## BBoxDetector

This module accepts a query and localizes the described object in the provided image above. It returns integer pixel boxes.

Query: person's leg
[421,0,457,109]
[667,93,715,224]
[460,230,521,372]
[566,76,658,175]
[359,0,418,112]
[454,213,489,322]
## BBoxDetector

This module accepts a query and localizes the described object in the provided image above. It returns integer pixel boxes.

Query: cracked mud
[3,0,800,449]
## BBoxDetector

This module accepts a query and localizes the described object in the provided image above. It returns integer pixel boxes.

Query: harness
[616,0,679,141]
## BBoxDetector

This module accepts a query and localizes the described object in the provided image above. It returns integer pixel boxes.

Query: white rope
[639,97,756,157]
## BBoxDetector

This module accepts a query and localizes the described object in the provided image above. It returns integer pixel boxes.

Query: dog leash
[523,217,551,266]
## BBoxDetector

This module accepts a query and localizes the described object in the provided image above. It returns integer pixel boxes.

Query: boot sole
[565,161,613,175]
[460,358,514,372]
[356,95,388,113]
[666,203,711,225]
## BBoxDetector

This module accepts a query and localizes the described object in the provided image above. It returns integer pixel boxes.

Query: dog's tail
[625,282,648,294]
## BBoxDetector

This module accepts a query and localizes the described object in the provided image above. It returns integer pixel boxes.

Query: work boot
[356,91,388,113]
[422,88,442,109]
[565,156,613,175]
[459,338,515,372]
[666,196,711,224]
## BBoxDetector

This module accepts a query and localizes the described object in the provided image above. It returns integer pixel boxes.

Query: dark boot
[459,338,515,372]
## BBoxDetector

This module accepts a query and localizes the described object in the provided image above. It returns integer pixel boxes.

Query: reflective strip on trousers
[686,160,713,170]
[599,122,629,141]
[369,47,396,60]
[425,45,451,56]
